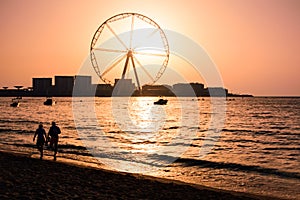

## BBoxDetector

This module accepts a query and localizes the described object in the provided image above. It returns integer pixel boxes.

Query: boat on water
[10,98,20,107]
[44,97,55,106]
[154,98,168,105]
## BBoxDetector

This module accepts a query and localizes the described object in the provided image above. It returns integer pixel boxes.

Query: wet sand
[0,151,280,200]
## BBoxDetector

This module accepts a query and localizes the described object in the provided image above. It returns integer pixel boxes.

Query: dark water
[0,97,299,199]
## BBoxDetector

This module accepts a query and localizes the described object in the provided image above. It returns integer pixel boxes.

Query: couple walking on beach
[33,121,61,160]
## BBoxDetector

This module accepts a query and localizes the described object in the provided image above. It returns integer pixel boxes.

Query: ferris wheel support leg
[130,56,141,91]
[121,56,130,80]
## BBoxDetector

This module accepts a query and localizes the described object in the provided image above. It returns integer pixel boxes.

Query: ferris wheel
[90,13,169,90]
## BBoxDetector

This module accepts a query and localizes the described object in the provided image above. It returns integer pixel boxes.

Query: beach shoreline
[0,150,283,200]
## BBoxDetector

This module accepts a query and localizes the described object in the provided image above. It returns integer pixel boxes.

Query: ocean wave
[64,126,77,130]
[1,142,35,148]
[163,126,180,130]
[254,130,276,135]
[223,138,298,147]
[0,128,34,134]
[221,128,253,133]
[251,115,274,119]
[263,147,300,151]
[132,140,156,145]
[1,142,87,151]
[270,126,290,130]
[221,128,294,137]
[58,144,88,150]
[174,157,300,180]
[0,119,39,124]
[223,138,256,143]
[59,150,92,157]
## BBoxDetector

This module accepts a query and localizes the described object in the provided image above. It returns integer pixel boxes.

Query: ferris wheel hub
[127,50,133,57]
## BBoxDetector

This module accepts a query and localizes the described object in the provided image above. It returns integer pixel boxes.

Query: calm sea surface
[0,97,299,199]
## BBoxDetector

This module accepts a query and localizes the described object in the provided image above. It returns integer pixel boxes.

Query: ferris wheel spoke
[106,23,128,50]
[133,51,166,57]
[101,54,127,77]
[130,15,135,49]
[93,48,127,54]
[133,56,155,82]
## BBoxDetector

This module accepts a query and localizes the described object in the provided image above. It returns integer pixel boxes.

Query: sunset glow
[0,0,299,96]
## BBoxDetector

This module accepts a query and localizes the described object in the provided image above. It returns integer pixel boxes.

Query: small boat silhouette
[10,98,20,107]
[44,97,55,106]
[154,98,168,105]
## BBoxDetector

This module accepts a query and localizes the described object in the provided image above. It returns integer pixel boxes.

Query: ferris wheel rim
[90,13,169,85]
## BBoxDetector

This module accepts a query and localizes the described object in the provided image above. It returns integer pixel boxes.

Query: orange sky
[0,0,299,96]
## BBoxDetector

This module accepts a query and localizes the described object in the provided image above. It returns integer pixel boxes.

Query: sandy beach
[0,151,282,200]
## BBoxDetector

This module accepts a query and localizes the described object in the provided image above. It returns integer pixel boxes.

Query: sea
[0,97,299,199]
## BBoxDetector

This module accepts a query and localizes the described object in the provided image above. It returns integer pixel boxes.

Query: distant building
[1,74,241,97]
[190,83,205,96]
[173,83,197,96]
[32,78,52,96]
[113,79,135,96]
[94,84,113,96]
[207,87,228,97]
[54,76,74,96]
[142,84,174,96]
[73,75,93,96]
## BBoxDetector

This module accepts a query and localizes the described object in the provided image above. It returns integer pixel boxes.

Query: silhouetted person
[33,123,46,159]
[48,121,61,160]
